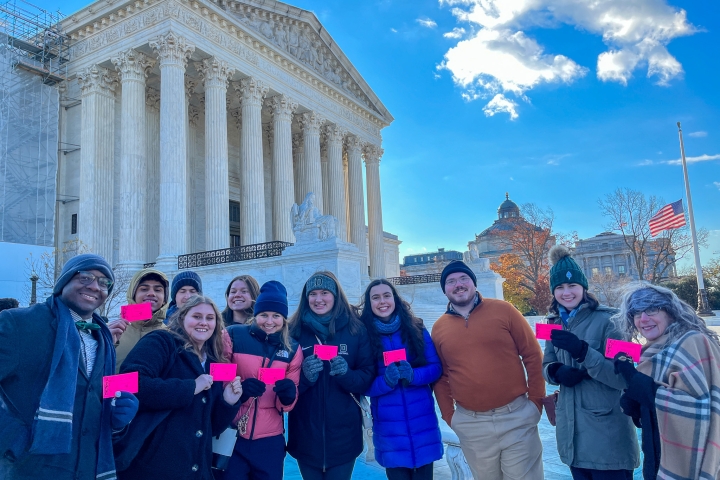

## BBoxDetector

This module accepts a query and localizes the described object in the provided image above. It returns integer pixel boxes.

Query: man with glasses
[432,260,545,480]
[0,254,138,479]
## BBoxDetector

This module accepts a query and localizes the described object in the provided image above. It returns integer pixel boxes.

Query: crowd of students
[1,249,719,480]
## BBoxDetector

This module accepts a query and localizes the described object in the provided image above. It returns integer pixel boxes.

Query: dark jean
[296,460,356,480]
[215,434,286,480]
[570,467,634,480]
[385,462,434,480]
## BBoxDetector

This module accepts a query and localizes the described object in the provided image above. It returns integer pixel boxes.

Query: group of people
[1,249,719,480]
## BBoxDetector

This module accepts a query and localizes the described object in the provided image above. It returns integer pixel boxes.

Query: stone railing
[442,431,473,480]
[177,241,293,270]
[387,273,442,286]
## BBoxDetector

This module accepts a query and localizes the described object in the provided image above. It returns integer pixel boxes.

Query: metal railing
[143,262,156,268]
[387,273,442,285]
[177,241,293,270]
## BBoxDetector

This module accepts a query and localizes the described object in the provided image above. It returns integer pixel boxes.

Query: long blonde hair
[168,295,228,362]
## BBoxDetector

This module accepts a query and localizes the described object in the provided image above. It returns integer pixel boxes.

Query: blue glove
[111,391,139,430]
[397,360,414,383]
[329,355,348,376]
[384,362,401,388]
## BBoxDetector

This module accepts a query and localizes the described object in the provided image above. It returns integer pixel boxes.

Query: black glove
[551,329,589,362]
[613,352,638,384]
[111,392,139,430]
[302,354,324,383]
[619,392,642,428]
[548,363,588,388]
[240,377,266,403]
[273,378,297,406]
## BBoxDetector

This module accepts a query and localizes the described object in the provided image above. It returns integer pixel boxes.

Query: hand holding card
[258,368,285,385]
[536,323,562,341]
[120,303,153,322]
[103,372,138,399]
[383,349,407,366]
[605,339,641,363]
[314,344,338,361]
[210,363,238,382]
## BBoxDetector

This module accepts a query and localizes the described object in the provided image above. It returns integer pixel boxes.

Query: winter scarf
[558,304,582,328]
[31,296,117,479]
[374,315,401,335]
[301,311,332,341]
[637,331,720,480]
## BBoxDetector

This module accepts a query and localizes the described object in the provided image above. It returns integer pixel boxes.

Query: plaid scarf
[638,331,720,480]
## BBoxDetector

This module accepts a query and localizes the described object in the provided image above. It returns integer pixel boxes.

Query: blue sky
[2,0,719,302]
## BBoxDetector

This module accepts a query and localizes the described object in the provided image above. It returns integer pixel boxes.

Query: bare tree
[598,188,707,284]
[589,273,631,308]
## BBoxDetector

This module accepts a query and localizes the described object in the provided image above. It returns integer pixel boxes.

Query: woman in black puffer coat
[287,272,375,480]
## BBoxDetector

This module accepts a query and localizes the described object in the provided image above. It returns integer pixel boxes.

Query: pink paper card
[210,363,237,382]
[258,368,285,385]
[103,372,138,399]
[605,339,642,363]
[383,349,407,366]
[314,344,338,361]
[536,323,562,340]
[120,303,153,322]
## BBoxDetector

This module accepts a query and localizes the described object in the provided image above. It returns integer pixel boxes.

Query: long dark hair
[548,290,600,317]
[288,271,364,339]
[221,275,260,326]
[358,279,427,367]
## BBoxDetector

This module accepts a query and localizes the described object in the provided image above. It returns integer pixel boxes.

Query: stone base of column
[115,261,145,276]
[154,255,180,277]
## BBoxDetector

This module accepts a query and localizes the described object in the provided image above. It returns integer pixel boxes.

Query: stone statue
[291,192,338,243]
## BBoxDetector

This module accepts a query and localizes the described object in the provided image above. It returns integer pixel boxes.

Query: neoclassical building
[55,0,398,279]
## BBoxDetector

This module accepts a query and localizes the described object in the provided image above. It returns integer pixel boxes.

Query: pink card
[383,349,407,366]
[103,372,138,399]
[120,303,153,322]
[210,363,237,381]
[605,339,642,363]
[536,323,562,340]
[258,368,285,385]
[314,344,338,361]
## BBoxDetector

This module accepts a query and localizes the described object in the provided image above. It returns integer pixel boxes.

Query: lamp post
[30,274,39,305]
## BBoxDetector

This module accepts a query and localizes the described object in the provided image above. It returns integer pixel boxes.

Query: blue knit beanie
[305,274,337,298]
[53,253,115,296]
[440,260,477,292]
[254,281,288,318]
[170,271,202,307]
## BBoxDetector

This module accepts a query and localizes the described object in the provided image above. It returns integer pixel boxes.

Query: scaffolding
[0,0,66,247]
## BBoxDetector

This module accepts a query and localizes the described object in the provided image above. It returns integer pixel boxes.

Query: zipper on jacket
[322,347,328,472]
[399,381,417,467]
[249,342,270,440]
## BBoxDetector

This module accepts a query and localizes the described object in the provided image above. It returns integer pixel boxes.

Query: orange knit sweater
[431,296,544,424]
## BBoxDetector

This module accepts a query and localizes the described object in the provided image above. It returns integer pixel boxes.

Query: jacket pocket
[577,381,619,414]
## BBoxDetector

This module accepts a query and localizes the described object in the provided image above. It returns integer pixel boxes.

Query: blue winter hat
[305,274,337,298]
[170,271,202,307]
[53,253,115,296]
[254,281,288,318]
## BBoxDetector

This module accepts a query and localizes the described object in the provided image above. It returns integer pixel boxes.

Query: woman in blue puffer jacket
[360,279,444,480]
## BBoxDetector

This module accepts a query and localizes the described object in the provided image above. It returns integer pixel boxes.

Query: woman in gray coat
[542,246,639,480]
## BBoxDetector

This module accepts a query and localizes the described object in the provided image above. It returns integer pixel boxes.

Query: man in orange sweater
[432,260,545,480]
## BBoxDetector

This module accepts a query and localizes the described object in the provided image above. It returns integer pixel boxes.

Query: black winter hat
[170,271,202,307]
[254,281,288,318]
[440,260,477,292]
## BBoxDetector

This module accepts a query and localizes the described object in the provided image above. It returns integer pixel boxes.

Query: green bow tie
[75,321,100,332]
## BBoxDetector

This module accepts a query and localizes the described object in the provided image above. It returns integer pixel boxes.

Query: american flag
[649,199,686,237]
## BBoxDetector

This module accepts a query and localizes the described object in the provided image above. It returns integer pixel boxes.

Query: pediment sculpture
[291,192,338,243]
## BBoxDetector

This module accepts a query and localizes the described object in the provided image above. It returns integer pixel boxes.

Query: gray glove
[302,354,324,383]
[329,355,348,376]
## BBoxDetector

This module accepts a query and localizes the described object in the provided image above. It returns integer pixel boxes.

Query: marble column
[112,50,154,270]
[364,143,386,278]
[77,65,116,262]
[184,76,198,253]
[299,112,326,213]
[235,77,268,245]
[269,95,298,243]
[324,124,348,241]
[320,134,330,211]
[292,132,304,205]
[145,87,160,261]
[196,57,234,251]
[188,104,201,253]
[346,135,366,255]
[150,31,195,269]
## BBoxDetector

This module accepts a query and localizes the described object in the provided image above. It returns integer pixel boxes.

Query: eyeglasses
[446,276,472,287]
[632,307,661,320]
[75,271,113,291]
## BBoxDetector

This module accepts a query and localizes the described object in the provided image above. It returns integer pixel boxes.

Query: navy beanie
[170,271,202,307]
[54,253,115,296]
[440,260,477,292]
[254,281,288,318]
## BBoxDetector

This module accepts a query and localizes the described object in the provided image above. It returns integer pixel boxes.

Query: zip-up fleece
[227,324,302,440]
[432,294,545,424]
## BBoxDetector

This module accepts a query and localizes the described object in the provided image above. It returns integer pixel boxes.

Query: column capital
[150,31,195,68]
[195,57,235,90]
[268,94,298,122]
[299,111,326,136]
[184,76,198,101]
[234,77,268,108]
[324,124,347,146]
[345,134,363,154]
[188,104,200,126]
[111,48,155,82]
[146,86,160,110]
[77,64,117,97]
[363,143,384,165]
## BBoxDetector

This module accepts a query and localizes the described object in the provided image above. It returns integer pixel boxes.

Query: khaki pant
[451,395,544,480]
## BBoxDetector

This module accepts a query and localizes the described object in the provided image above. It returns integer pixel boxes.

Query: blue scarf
[31,296,117,480]
[374,315,401,335]
[558,303,584,328]
[302,311,332,341]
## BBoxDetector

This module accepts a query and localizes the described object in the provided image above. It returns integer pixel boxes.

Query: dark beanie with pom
[549,245,588,292]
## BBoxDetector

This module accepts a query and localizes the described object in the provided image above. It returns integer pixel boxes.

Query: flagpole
[677,122,713,316]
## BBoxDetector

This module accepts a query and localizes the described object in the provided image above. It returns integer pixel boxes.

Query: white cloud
[438,0,695,118]
[689,131,707,138]
[416,18,438,29]
[714,182,720,191]
[638,159,655,166]
[444,27,466,39]
[390,27,398,33]
[665,153,720,165]
[483,94,519,120]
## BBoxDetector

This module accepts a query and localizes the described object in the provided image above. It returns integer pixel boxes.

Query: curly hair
[221,275,260,326]
[358,279,427,367]
[612,282,720,346]
[168,294,229,362]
